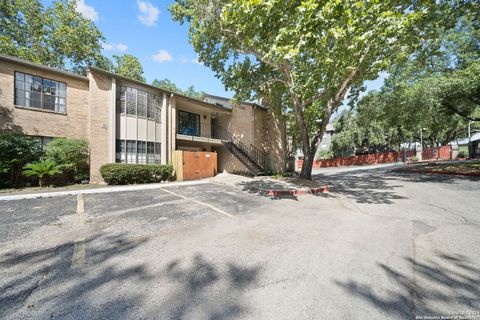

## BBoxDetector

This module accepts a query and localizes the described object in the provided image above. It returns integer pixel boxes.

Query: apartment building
[0,54,286,183]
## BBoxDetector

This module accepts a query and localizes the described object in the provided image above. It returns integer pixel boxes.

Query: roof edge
[0,54,88,81]
[88,67,229,111]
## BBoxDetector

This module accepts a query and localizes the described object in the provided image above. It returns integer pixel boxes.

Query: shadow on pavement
[151,254,261,319]
[0,232,150,319]
[1,235,261,319]
[236,179,300,200]
[335,252,480,319]
[312,166,480,205]
[313,168,407,204]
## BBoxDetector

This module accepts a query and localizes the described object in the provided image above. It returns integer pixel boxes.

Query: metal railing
[177,121,222,139]
[219,127,265,169]
[176,122,266,169]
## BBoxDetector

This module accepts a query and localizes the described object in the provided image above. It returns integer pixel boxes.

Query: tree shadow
[0,103,23,132]
[390,169,480,184]
[1,236,262,319]
[0,232,150,319]
[236,179,300,200]
[312,168,407,204]
[335,252,480,319]
[150,254,262,319]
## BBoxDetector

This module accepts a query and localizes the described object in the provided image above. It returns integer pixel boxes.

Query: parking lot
[1,166,480,319]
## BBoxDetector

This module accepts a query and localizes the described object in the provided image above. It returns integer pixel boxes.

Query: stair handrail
[219,126,266,169]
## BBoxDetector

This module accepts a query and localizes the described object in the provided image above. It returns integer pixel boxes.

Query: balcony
[176,121,223,144]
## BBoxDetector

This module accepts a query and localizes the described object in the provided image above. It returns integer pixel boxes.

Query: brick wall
[0,60,89,139]
[297,151,415,169]
[422,146,452,160]
[87,71,112,183]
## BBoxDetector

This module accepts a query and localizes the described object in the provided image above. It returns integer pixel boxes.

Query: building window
[147,92,155,119]
[31,136,55,150]
[15,72,66,113]
[155,143,161,164]
[126,87,136,115]
[116,139,126,163]
[147,142,155,164]
[116,86,126,114]
[137,91,147,118]
[116,140,160,164]
[178,110,200,136]
[116,85,161,120]
[137,141,146,164]
[126,140,136,163]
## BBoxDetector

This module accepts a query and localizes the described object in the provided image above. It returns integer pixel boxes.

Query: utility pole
[468,120,471,159]
[420,128,423,149]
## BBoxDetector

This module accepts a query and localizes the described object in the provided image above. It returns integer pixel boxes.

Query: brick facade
[0,59,89,139]
[1,55,287,183]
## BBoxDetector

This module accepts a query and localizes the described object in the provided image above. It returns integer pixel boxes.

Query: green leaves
[43,138,89,182]
[113,54,146,82]
[22,160,62,187]
[0,0,110,73]
[170,0,471,176]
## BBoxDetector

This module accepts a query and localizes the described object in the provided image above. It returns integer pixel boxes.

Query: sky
[45,0,386,101]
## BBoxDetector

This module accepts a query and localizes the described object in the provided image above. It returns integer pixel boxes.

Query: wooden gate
[172,150,217,181]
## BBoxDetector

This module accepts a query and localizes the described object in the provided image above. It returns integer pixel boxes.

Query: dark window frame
[14,71,67,113]
[177,110,200,136]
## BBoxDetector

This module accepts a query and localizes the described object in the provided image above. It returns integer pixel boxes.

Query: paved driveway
[1,166,479,319]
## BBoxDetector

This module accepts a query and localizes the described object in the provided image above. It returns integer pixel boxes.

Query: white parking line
[160,188,237,219]
[71,194,86,269]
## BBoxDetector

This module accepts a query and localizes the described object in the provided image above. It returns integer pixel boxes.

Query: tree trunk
[38,178,43,187]
[300,148,315,180]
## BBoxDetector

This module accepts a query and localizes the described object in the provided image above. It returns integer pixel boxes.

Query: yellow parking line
[160,188,237,219]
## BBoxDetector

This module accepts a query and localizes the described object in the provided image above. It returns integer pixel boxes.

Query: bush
[457,151,466,158]
[0,132,42,187]
[44,138,89,182]
[100,163,174,185]
[410,156,419,162]
[22,160,62,187]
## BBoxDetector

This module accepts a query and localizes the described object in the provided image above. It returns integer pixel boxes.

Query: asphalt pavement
[1,166,479,320]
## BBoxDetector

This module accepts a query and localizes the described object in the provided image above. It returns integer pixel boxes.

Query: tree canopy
[152,78,205,99]
[170,0,468,178]
[0,0,111,73]
[113,54,145,82]
[332,9,480,155]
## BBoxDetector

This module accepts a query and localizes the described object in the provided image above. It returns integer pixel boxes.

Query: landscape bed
[393,161,480,176]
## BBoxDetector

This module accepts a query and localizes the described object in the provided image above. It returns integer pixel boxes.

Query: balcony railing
[177,121,222,139]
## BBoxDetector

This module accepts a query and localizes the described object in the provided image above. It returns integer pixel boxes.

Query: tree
[152,78,205,99]
[171,0,463,179]
[0,0,112,73]
[43,138,89,182]
[22,160,62,187]
[113,54,146,82]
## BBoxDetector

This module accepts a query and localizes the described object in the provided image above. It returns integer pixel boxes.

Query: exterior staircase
[220,128,266,176]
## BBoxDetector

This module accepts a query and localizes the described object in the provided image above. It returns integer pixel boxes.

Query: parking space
[1,169,479,319]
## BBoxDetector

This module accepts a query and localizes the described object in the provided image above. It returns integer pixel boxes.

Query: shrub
[0,132,42,187]
[457,151,466,158]
[100,163,174,185]
[410,156,419,162]
[22,160,62,187]
[44,138,89,182]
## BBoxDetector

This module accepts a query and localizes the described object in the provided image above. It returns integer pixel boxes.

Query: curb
[392,169,480,177]
[210,179,330,197]
[0,179,211,201]
[261,186,329,196]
